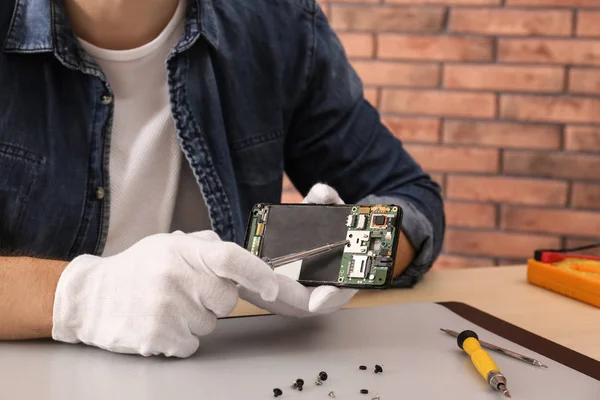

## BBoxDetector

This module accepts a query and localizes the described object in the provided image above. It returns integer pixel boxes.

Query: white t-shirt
[78,0,211,257]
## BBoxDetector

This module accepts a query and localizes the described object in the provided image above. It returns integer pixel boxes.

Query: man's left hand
[238,183,358,318]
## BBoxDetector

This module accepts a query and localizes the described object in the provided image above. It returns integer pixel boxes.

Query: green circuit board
[245,204,401,289]
[338,205,399,287]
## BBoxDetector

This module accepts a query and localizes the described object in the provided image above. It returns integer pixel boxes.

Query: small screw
[328,391,336,398]
[374,365,383,374]
[273,388,283,397]
[291,378,304,390]
[361,389,369,394]
[315,370,328,385]
[359,365,367,370]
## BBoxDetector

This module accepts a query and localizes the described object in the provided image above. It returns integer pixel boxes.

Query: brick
[405,145,499,173]
[503,151,600,180]
[571,183,600,210]
[444,65,564,92]
[363,88,378,107]
[578,12,600,37]
[379,35,493,62]
[330,6,445,32]
[352,61,440,87]
[565,126,600,152]
[507,0,600,6]
[445,201,496,228]
[338,33,374,58]
[381,90,496,118]
[450,9,572,36]
[568,68,600,94]
[382,117,440,143]
[502,207,600,237]
[498,39,600,66]
[390,0,500,4]
[564,238,600,258]
[500,94,600,124]
[447,176,568,205]
[443,120,561,149]
[433,255,495,270]
[444,229,561,258]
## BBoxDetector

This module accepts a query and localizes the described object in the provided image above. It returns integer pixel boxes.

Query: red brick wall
[282,0,600,269]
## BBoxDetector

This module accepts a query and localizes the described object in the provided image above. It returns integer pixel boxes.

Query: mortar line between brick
[566,180,574,208]
[372,32,378,60]
[564,65,571,93]
[443,7,451,33]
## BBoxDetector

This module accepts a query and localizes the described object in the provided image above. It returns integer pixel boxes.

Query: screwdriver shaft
[441,328,548,368]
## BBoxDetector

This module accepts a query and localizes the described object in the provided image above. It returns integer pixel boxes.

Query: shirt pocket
[0,143,43,249]
[229,129,285,186]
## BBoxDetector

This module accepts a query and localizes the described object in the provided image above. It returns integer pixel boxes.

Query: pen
[441,328,548,368]
[455,330,512,398]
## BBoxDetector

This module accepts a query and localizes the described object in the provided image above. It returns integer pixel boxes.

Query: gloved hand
[52,230,278,358]
[238,183,358,318]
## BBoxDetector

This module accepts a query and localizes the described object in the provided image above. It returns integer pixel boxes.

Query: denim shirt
[0,0,445,287]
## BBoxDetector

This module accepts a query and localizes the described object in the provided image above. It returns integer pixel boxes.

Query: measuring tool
[262,240,350,269]
[441,328,548,368]
[456,330,512,398]
[528,243,600,308]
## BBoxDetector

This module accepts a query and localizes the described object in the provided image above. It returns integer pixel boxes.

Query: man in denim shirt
[0,0,444,357]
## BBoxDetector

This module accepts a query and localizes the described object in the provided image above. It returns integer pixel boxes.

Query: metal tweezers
[262,239,350,268]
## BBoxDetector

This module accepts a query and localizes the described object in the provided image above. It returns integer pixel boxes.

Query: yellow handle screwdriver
[457,330,512,398]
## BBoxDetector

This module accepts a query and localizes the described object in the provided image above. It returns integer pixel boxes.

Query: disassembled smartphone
[243,203,403,289]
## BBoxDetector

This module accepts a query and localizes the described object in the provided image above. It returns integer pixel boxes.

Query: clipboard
[439,302,600,382]
[0,302,598,399]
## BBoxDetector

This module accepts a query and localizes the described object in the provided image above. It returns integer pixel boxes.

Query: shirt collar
[3,0,219,55]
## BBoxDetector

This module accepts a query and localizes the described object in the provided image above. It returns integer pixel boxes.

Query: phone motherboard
[244,203,402,289]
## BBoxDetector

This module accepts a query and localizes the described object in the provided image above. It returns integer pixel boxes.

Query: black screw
[361,389,369,394]
[291,379,304,390]
[374,365,383,374]
[273,388,283,397]
[359,365,367,370]
[318,371,328,381]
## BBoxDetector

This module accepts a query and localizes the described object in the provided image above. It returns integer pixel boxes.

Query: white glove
[52,231,278,357]
[238,183,358,318]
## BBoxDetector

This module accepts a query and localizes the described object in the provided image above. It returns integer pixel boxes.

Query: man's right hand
[51,230,278,358]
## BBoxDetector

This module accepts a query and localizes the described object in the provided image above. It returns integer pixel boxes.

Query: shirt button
[95,187,105,200]
[100,94,113,105]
